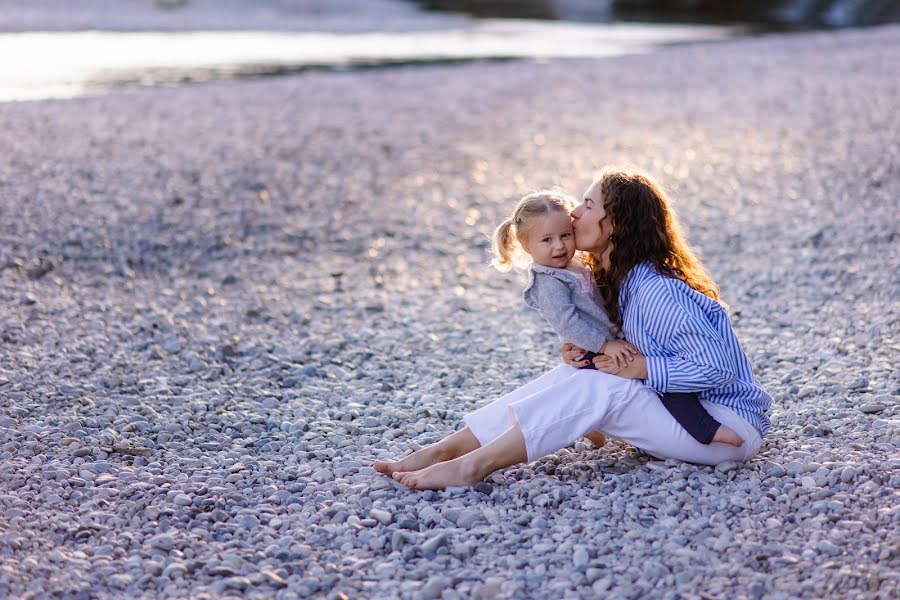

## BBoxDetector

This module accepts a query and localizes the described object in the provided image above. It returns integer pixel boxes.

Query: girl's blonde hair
[491,190,576,271]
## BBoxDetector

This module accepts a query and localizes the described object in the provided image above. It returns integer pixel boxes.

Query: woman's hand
[594,353,648,379]
[560,343,592,368]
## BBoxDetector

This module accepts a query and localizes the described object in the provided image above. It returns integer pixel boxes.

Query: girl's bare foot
[584,431,606,448]
[392,456,482,490]
[712,425,744,447]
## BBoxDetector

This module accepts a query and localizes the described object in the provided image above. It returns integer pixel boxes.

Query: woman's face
[571,180,613,256]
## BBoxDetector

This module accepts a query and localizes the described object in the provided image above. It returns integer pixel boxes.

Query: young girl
[491,190,743,447]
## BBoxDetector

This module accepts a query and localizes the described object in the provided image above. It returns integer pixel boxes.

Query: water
[0,20,744,102]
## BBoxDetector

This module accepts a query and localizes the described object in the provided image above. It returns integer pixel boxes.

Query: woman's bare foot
[374,427,482,477]
[392,456,482,490]
[374,446,445,477]
[712,425,744,447]
[584,431,606,448]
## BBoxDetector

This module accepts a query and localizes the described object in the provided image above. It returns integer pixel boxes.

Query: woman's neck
[596,246,613,271]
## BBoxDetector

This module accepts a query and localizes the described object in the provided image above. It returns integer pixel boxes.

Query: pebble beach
[0,15,898,600]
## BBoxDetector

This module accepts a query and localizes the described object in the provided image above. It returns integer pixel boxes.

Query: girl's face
[521,210,576,269]
[571,180,613,256]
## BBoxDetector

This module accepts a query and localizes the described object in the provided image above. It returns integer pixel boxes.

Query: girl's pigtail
[491,218,517,271]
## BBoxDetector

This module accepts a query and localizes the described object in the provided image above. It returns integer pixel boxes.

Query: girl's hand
[592,354,621,374]
[560,343,592,368]
[601,339,639,369]
[594,354,648,379]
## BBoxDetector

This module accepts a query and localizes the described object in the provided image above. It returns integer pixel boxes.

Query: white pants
[463,365,762,465]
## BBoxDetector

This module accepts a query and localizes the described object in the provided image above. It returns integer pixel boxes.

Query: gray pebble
[369,508,393,526]
[420,576,452,599]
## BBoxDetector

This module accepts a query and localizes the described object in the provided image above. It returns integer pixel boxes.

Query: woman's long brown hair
[584,168,721,328]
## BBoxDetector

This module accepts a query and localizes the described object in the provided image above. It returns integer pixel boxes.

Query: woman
[375,168,772,490]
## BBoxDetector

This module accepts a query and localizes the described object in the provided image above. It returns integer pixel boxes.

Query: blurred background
[1,0,897,101]
[417,0,900,27]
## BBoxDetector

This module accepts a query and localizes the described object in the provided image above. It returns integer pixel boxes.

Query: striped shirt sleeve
[639,283,738,393]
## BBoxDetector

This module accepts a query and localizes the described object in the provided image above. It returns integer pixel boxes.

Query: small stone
[209,509,229,522]
[421,533,448,557]
[418,505,440,526]
[585,568,604,584]
[473,482,493,495]
[786,461,805,477]
[163,339,182,354]
[840,466,857,483]
[368,536,386,551]
[261,570,288,588]
[173,494,192,507]
[369,508,393,526]
[236,514,260,530]
[109,573,133,588]
[715,461,739,474]
[311,468,333,483]
[859,403,886,414]
[421,576,452,599]
[800,476,818,488]
[573,547,590,568]
[473,576,504,599]
[391,530,405,551]
[208,565,236,577]
[163,562,187,579]
[765,464,787,478]
[149,534,176,551]
[456,509,486,529]
[533,494,550,507]
[223,576,251,591]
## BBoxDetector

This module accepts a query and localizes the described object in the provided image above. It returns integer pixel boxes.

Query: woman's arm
[645,318,736,393]
[632,281,737,393]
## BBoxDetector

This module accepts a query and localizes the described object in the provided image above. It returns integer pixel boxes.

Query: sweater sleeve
[638,284,737,393]
[529,275,612,352]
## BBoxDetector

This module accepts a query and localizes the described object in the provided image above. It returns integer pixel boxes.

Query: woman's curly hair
[584,168,721,328]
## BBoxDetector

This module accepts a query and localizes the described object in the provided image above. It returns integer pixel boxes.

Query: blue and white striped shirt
[620,262,772,437]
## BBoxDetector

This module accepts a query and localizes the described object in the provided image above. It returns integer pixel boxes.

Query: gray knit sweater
[522,261,615,353]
